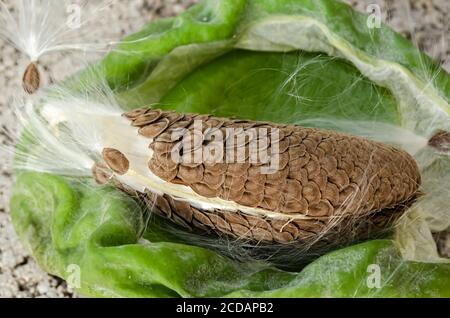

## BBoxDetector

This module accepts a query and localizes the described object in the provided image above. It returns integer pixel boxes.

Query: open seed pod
[9,0,450,297]
[89,108,421,250]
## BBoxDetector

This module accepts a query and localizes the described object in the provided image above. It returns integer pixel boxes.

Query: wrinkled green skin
[104,0,449,102]
[11,0,450,297]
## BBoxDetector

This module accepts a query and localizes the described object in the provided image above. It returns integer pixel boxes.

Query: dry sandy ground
[0,0,448,298]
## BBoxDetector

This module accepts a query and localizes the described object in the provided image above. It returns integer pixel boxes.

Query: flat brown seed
[139,119,170,138]
[92,163,113,185]
[302,181,321,205]
[148,160,178,181]
[227,163,251,177]
[23,63,40,94]
[251,227,273,242]
[169,199,194,223]
[102,148,130,175]
[223,212,249,227]
[429,130,450,152]
[155,132,176,143]
[156,196,172,217]
[245,215,271,230]
[179,165,204,184]
[282,197,308,213]
[260,197,280,211]
[308,200,334,217]
[236,191,264,208]
[152,152,178,170]
[193,209,214,227]
[224,175,246,191]
[203,172,226,189]
[132,110,163,127]
[191,182,219,198]
[124,109,147,119]
[329,169,350,190]
[163,112,184,125]
[230,223,252,239]
[204,163,228,175]
[272,230,294,243]
[271,220,300,238]
[171,121,192,129]
[152,142,176,155]
[205,212,232,232]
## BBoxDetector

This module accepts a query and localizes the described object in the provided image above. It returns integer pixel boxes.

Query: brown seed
[179,165,204,184]
[156,195,172,217]
[102,148,130,175]
[203,172,226,189]
[223,212,249,227]
[227,162,251,177]
[205,212,232,232]
[329,169,350,191]
[230,223,252,238]
[123,108,147,119]
[303,182,321,205]
[251,227,273,242]
[223,175,246,191]
[163,112,184,124]
[91,163,112,185]
[236,191,264,208]
[193,209,214,227]
[169,199,194,223]
[272,230,294,243]
[23,62,40,94]
[155,132,177,143]
[308,200,334,217]
[260,196,280,211]
[148,160,178,181]
[152,142,176,155]
[271,220,300,239]
[204,163,228,175]
[191,182,220,198]
[428,130,450,152]
[138,118,170,138]
[132,110,163,127]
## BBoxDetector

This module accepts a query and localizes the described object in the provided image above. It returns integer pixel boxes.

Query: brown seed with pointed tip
[102,148,129,175]
[23,62,40,94]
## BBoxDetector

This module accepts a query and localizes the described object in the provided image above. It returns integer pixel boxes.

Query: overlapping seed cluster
[95,108,422,244]
[142,191,326,243]
[125,108,421,214]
